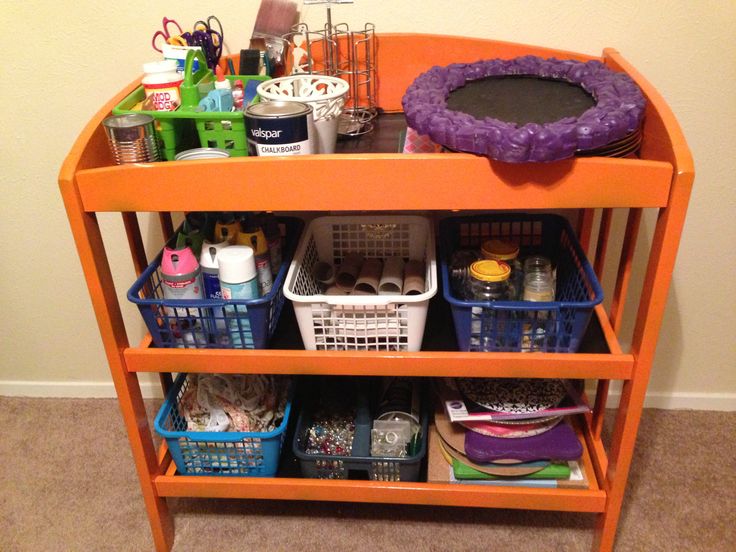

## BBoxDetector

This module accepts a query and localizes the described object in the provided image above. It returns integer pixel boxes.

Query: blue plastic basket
[127,217,302,349]
[155,373,293,477]
[440,214,603,353]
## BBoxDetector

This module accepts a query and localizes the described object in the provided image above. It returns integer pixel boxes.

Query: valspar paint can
[245,101,314,156]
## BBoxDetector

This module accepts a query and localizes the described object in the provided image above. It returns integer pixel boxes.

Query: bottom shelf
[153,416,606,514]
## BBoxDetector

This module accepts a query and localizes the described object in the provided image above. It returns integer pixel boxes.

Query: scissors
[152,17,186,53]
[185,16,224,70]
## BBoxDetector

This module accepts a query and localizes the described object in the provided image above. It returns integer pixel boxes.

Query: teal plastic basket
[155,373,293,477]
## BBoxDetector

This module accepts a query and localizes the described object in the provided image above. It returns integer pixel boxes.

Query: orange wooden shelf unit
[59,34,693,552]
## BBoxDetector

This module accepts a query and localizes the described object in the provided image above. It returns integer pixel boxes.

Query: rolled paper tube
[379,256,405,295]
[353,258,384,295]
[335,252,364,292]
[324,285,349,295]
[403,259,426,295]
[311,261,336,289]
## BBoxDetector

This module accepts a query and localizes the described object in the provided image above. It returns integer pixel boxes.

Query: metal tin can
[245,101,314,156]
[174,148,231,160]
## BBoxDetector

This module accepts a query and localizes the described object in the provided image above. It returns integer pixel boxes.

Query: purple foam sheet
[464,422,583,463]
[401,55,646,163]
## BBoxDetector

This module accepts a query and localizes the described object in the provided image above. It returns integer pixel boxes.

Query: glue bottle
[237,214,272,296]
[142,60,183,112]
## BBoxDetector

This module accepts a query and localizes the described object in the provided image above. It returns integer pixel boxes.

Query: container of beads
[292,377,428,481]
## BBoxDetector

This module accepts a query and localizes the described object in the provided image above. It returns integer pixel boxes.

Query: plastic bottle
[232,79,245,110]
[214,212,239,245]
[236,215,273,296]
[481,239,523,300]
[217,246,259,348]
[260,212,283,275]
[142,60,183,112]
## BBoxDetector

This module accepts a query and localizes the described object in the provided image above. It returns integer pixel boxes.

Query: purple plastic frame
[401,55,646,163]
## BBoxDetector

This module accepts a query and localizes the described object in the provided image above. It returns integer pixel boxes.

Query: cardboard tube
[311,261,336,290]
[353,258,383,295]
[335,252,364,292]
[403,259,426,295]
[379,256,405,295]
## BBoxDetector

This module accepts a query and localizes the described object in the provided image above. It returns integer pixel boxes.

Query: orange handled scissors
[152,17,187,52]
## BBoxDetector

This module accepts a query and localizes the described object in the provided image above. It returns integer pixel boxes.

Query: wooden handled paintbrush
[250,0,299,76]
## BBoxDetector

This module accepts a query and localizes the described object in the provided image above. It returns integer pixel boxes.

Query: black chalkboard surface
[447,76,595,126]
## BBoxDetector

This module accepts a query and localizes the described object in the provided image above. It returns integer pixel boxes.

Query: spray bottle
[237,214,272,296]
[214,212,239,245]
[217,246,258,348]
[160,246,205,346]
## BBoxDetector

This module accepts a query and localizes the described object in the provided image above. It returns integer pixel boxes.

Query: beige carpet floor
[1,397,734,551]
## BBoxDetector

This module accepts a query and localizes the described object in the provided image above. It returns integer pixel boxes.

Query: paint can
[244,101,314,156]
[174,148,231,160]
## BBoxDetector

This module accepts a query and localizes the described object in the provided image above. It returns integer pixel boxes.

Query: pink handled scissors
[152,17,186,53]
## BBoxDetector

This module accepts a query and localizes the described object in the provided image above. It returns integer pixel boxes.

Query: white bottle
[218,246,259,348]
[142,59,183,112]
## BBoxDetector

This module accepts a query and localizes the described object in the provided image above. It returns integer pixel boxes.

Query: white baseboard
[586,388,736,411]
[1,381,735,410]
[0,380,164,399]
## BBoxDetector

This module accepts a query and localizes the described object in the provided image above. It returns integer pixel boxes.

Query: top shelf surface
[61,34,691,213]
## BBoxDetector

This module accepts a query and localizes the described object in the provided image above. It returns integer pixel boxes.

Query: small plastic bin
[292,378,428,481]
[283,216,437,351]
[440,213,603,353]
[155,373,293,477]
[112,49,269,159]
[127,217,302,349]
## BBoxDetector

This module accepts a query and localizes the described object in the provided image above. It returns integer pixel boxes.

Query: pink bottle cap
[161,246,200,277]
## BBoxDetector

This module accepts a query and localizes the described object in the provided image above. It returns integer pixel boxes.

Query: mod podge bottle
[142,60,183,112]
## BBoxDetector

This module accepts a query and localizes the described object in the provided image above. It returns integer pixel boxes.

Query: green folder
[452,459,572,480]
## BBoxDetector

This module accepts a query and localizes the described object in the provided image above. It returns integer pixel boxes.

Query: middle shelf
[125,299,632,379]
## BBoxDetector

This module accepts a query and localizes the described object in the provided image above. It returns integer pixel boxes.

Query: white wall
[1,1,734,408]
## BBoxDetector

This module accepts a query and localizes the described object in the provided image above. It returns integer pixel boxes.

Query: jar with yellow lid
[468,260,512,302]
[481,239,523,299]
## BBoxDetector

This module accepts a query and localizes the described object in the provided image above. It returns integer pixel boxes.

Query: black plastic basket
[292,378,428,481]
[440,213,603,353]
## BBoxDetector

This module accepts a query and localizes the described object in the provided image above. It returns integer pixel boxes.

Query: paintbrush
[250,0,298,76]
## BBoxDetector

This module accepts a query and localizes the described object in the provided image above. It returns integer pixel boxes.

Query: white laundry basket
[284,216,437,351]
